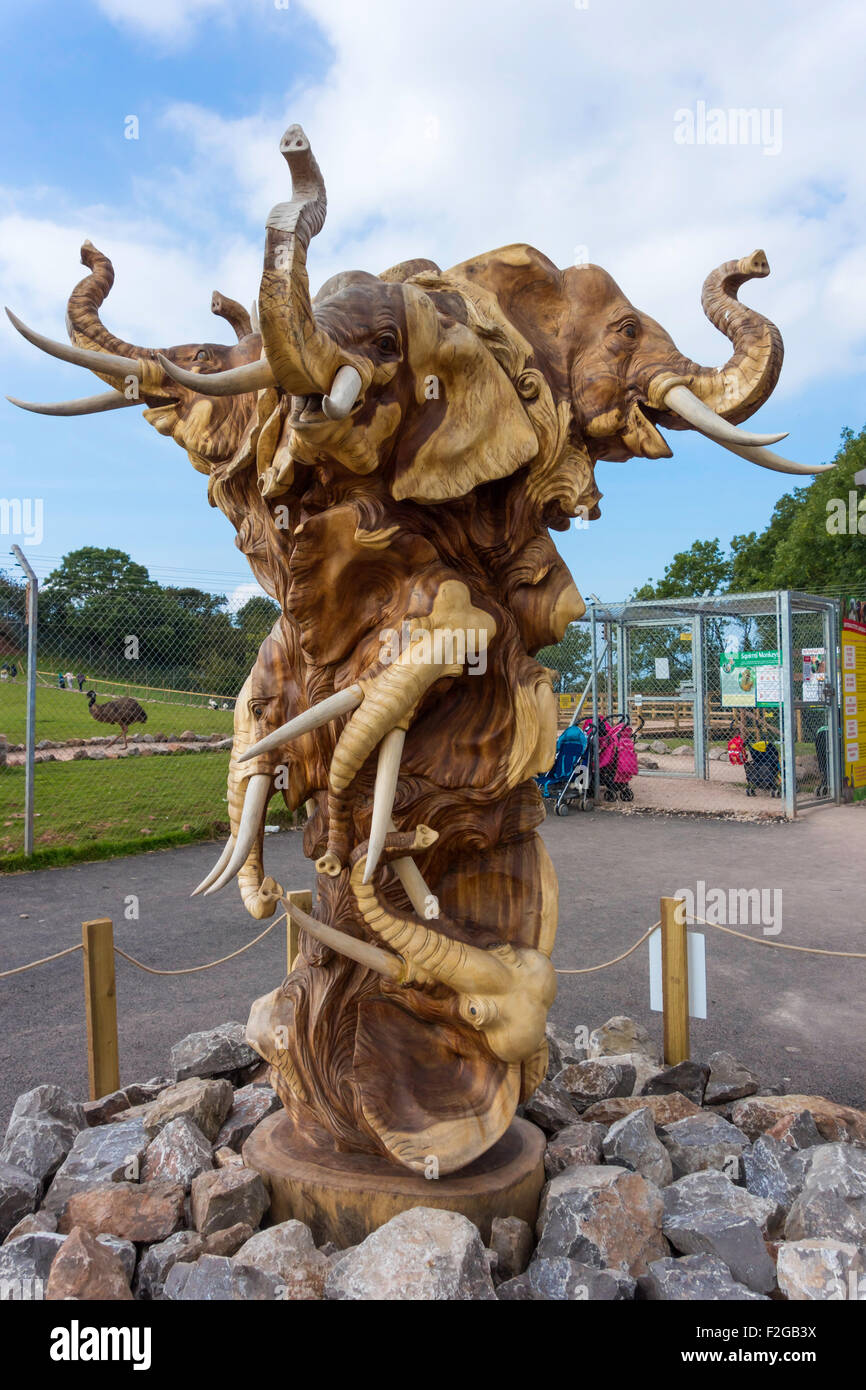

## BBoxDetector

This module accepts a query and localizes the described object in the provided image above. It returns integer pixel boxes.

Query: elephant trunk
[258,126,365,412]
[66,242,155,360]
[653,250,783,424]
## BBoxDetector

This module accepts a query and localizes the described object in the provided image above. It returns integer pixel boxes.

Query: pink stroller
[583,715,638,801]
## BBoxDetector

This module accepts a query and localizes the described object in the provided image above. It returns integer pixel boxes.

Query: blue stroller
[536,723,594,815]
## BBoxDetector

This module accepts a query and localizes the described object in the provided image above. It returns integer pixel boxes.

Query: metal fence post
[779,591,797,819]
[693,614,707,779]
[825,599,842,804]
[11,546,37,856]
[588,600,600,798]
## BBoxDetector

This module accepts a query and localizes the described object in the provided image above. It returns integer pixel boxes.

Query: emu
[86,691,147,748]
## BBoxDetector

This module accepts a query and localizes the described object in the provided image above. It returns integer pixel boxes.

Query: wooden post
[285,889,312,975]
[82,918,119,1100]
[660,896,690,1065]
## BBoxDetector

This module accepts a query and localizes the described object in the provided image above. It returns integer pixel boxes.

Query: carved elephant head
[7,240,263,473]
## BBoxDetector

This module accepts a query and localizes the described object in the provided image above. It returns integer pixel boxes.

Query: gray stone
[97,1234,137,1282]
[489,1216,533,1282]
[642,1060,709,1107]
[765,1110,826,1150]
[164,1253,281,1300]
[650,740,669,755]
[0,1085,85,1192]
[588,1016,661,1064]
[170,1023,259,1082]
[536,1164,668,1275]
[555,1060,636,1107]
[785,1143,866,1246]
[527,1256,635,1300]
[603,1107,673,1187]
[593,1052,663,1094]
[522,1081,580,1135]
[658,1113,750,1179]
[495,1272,534,1300]
[324,1208,496,1300]
[544,1121,607,1177]
[0,1162,39,1240]
[4,1209,57,1242]
[742,1135,805,1233]
[142,1116,213,1189]
[214,1084,280,1151]
[190,1167,268,1236]
[638,1253,770,1301]
[144,1078,234,1142]
[662,1209,776,1294]
[123,1079,171,1107]
[0,1231,65,1298]
[134,1230,204,1300]
[234,1220,328,1299]
[704,1051,760,1105]
[83,1091,130,1126]
[42,1117,149,1213]
[776,1239,864,1301]
[665,1168,777,1233]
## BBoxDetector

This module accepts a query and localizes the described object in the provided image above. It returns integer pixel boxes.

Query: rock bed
[3,732,232,766]
[1,1016,863,1301]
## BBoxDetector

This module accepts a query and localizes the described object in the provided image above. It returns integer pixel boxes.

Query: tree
[729,426,866,594]
[44,547,153,606]
[633,538,732,601]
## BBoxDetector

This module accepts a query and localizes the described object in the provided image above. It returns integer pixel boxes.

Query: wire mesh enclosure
[538,591,842,819]
[0,560,299,862]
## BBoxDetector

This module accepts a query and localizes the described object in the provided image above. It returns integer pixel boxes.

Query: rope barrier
[111,913,287,975]
[0,942,83,979]
[554,922,660,974]
[685,913,866,959]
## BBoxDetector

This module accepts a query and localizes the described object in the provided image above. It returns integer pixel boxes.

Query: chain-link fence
[538,591,842,818]
[0,556,297,864]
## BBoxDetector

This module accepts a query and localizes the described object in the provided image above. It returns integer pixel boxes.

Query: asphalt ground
[1,804,863,1127]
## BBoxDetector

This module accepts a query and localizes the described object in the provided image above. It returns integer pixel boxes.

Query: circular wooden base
[243,1111,546,1249]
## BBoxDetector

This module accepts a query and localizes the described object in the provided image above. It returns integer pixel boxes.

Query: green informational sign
[719,649,781,708]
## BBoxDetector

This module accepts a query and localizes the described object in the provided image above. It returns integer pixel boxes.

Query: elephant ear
[389,280,539,503]
[446,244,575,404]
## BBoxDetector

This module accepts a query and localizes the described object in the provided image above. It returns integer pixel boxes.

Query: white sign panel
[654,657,670,680]
[649,930,707,1020]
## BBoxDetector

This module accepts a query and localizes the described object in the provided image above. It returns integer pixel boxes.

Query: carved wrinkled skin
[8,123,803,1174]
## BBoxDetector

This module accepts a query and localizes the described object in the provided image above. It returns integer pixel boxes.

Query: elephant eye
[375,332,399,355]
[621,323,637,339]
[194,349,210,362]
[252,705,264,718]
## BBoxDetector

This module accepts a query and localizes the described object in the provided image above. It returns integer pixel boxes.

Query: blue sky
[1,0,864,608]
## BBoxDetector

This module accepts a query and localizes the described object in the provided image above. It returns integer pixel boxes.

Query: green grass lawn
[0,752,244,868]
[0,681,234,746]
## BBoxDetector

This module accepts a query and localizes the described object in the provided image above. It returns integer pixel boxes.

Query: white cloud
[93,0,235,44]
[5,0,866,435]
[228,580,271,613]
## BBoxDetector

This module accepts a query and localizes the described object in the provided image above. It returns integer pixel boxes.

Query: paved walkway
[0,804,863,1125]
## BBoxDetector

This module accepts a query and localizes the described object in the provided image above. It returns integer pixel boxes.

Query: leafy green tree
[633,538,732,601]
[729,426,866,594]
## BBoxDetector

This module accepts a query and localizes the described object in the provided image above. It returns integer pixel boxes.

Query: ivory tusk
[5,308,142,379]
[6,390,139,417]
[662,383,787,447]
[363,728,405,884]
[322,365,363,421]
[155,352,275,397]
[711,437,835,476]
[284,897,404,980]
[204,775,271,895]
[389,817,438,918]
[191,835,236,896]
[238,684,363,762]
